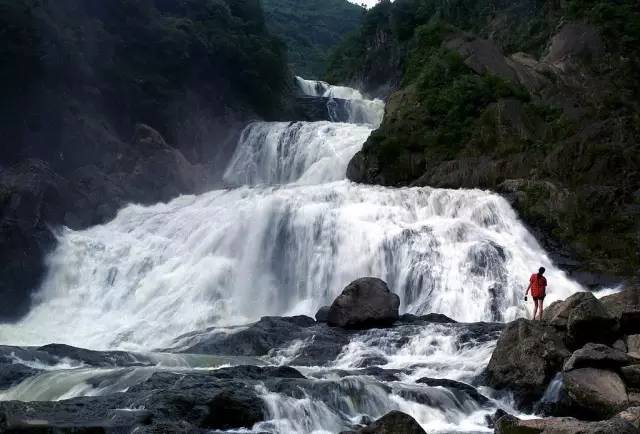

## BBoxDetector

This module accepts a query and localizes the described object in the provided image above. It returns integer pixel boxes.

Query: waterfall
[0,77,584,434]
[0,79,581,352]
[295,76,385,128]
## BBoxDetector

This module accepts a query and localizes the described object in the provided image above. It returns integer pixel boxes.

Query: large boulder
[485,319,570,404]
[628,335,640,358]
[315,306,331,323]
[327,278,400,329]
[621,365,640,389]
[564,292,618,349]
[562,368,629,419]
[416,377,490,405]
[344,411,426,434]
[495,407,640,434]
[563,343,636,371]
[601,288,640,334]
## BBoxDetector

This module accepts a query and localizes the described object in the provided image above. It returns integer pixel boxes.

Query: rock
[345,411,426,434]
[563,343,635,371]
[621,365,640,389]
[563,368,629,419]
[327,278,400,329]
[485,409,509,429]
[419,313,457,323]
[416,377,490,405]
[0,364,40,389]
[628,335,640,358]
[180,316,351,366]
[201,390,265,430]
[613,339,628,352]
[542,292,595,328]
[601,288,640,334]
[495,407,640,434]
[485,319,570,404]
[543,23,605,68]
[565,292,618,349]
[398,313,457,324]
[315,306,330,323]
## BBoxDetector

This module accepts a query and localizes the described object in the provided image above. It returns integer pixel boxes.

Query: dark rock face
[562,368,629,419]
[315,306,331,323]
[180,315,352,366]
[485,318,570,404]
[399,313,457,324]
[0,365,306,433]
[416,377,490,405]
[327,278,400,329]
[563,343,636,372]
[543,291,618,349]
[292,96,351,122]
[496,406,640,434]
[621,365,640,389]
[344,411,426,434]
[601,288,640,334]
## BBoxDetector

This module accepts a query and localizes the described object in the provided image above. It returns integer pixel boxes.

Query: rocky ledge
[484,287,640,430]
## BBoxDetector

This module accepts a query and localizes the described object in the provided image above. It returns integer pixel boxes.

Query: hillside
[329,0,640,285]
[0,0,291,320]
[262,0,364,78]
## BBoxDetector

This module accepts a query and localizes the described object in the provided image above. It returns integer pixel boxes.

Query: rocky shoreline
[1,279,638,433]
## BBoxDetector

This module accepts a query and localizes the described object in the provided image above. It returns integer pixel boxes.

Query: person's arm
[525,281,531,295]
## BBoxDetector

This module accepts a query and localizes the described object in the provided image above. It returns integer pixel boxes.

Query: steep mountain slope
[0,0,291,320]
[329,0,640,285]
[262,0,364,78]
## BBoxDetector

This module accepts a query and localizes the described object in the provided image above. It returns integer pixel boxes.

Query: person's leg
[539,299,544,320]
[532,299,539,320]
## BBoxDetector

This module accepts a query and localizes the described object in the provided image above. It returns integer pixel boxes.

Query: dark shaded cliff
[329,0,640,285]
[0,0,291,320]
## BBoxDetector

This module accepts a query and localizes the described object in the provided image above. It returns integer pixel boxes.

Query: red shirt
[530,273,547,298]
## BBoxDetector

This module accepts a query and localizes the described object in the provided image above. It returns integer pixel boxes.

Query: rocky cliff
[329,0,640,286]
[0,0,292,320]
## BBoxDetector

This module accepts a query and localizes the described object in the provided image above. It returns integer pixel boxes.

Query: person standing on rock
[525,267,547,320]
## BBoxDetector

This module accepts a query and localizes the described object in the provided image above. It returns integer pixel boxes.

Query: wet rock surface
[342,410,427,434]
[327,278,400,329]
[485,318,569,404]
[496,406,640,434]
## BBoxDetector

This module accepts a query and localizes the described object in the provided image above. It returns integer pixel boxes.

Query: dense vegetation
[1,0,290,165]
[332,0,640,281]
[262,0,363,78]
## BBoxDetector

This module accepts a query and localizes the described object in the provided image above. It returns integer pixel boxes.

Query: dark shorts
[533,295,545,301]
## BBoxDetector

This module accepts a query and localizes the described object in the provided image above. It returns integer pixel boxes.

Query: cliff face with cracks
[330,0,640,286]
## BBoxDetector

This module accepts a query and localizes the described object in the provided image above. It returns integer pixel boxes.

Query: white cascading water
[0,78,582,433]
[295,76,385,127]
[0,78,580,350]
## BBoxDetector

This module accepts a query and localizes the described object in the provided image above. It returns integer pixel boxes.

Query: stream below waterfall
[0,77,583,433]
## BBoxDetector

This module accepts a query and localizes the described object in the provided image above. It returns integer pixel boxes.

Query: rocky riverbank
[2,280,638,432]
[486,286,640,431]
[0,278,503,433]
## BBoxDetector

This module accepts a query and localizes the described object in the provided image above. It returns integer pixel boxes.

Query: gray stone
[563,343,635,371]
[563,368,629,419]
[327,278,400,329]
[601,288,640,334]
[485,318,570,404]
[621,365,640,389]
[495,406,640,434]
[315,306,330,323]
[628,335,640,358]
[344,411,426,434]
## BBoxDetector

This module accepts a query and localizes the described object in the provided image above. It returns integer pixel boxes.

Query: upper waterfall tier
[223,121,373,187]
[295,76,385,128]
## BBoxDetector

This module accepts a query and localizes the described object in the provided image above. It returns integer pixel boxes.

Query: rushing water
[0,78,580,433]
